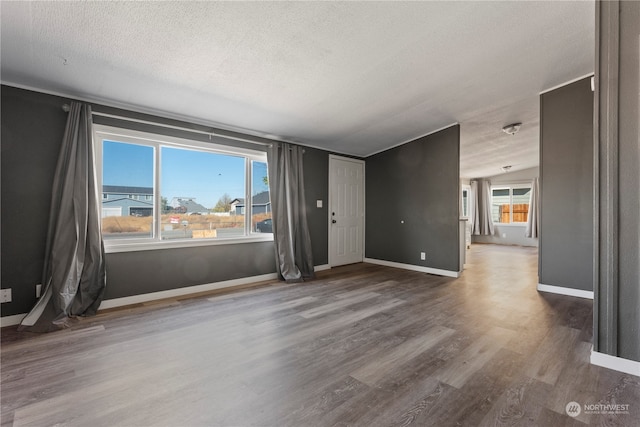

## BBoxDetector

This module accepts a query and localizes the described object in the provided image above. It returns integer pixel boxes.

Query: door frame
[328,154,366,267]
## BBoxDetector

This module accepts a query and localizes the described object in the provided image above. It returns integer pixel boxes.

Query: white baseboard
[537,283,594,299]
[2,268,334,326]
[0,313,27,327]
[591,350,640,377]
[364,258,459,278]
[1,268,336,327]
[99,272,279,310]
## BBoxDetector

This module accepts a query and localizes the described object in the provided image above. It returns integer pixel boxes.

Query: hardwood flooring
[2,244,639,426]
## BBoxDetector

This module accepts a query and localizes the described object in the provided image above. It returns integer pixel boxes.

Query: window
[94,125,272,251]
[491,185,531,224]
[101,140,154,238]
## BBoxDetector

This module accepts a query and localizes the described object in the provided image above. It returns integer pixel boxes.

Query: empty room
[1,1,639,426]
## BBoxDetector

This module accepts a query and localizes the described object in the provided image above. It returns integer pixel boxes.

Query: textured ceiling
[1,1,594,178]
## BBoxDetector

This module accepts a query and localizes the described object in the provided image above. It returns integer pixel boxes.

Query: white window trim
[491,183,531,225]
[93,124,272,253]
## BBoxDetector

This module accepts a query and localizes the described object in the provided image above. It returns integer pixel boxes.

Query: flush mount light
[502,123,522,135]
[501,165,512,172]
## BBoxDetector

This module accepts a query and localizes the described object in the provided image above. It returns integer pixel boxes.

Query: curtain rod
[62,103,272,148]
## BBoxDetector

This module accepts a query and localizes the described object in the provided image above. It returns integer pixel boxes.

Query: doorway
[328,155,365,267]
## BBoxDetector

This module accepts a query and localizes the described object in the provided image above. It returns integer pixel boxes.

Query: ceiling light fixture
[502,123,522,135]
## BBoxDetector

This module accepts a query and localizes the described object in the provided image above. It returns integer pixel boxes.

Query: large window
[94,125,272,251]
[491,185,531,224]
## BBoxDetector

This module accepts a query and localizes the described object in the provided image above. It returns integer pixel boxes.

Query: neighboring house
[169,197,210,215]
[230,191,271,215]
[102,185,154,217]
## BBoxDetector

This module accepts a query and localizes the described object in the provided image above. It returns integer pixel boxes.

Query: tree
[161,196,169,213]
[213,193,233,212]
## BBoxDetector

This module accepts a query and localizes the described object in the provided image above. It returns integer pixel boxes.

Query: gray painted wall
[302,147,329,266]
[105,243,276,299]
[615,0,639,363]
[1,86,330,317]
[594,0,639,362]
[1,87,68,316]
[472,224,537,248]
[539,78,594,292]
[471,167,538,247]
[365,125,460,272]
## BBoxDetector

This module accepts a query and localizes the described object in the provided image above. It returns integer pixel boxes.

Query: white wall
[488,166,538,185]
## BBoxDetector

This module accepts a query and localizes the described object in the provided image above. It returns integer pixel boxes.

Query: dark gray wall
[105,243,275,299]
[1,86,329,317]
[616,0,639,363]
[594,0,639,362]
[539,78,593,292]
[365,125,460,272]
[303,147,329,266]
[1,86,68,315]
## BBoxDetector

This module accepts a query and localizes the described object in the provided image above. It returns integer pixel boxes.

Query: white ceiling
[1,1,594,178]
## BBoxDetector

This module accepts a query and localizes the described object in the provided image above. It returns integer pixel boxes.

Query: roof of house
[172,198,209,214]
[231,191,271,206]
[103,185,153,195]
[102,198,154,208]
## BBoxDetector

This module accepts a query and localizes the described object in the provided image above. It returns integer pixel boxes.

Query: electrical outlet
[36,284,42,298]
[0,288,12,303]
[420,252,426,260]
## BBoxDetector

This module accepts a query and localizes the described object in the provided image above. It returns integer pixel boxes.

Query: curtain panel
[19,102,106,332]
[267,142,315,283]
[525,177,540,238]
[469,180,478,233]
[471,178,495,236]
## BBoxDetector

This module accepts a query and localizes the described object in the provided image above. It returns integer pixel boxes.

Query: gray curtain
[525,177,539,238]
[267,142,315,283]
[19,102,106,332]
[471,178,495,236]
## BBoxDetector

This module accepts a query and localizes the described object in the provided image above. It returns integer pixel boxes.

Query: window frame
[490,183,532,225]
[93,124,272,253]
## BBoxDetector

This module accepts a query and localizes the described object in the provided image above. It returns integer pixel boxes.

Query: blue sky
[103,141,269,209]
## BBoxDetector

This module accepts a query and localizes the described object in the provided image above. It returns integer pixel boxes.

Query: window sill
[492,222,528,227]
[104,234,274,253]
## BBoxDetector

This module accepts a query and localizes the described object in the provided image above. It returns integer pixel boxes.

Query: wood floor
[2,244,639,426]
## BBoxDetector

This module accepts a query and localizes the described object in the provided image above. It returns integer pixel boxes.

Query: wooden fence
[499,204,529,223]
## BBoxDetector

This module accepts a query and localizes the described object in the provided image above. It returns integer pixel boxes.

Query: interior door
[329,155,365,267]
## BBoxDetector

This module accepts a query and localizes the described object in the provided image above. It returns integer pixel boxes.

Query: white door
[329,155,365,267]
